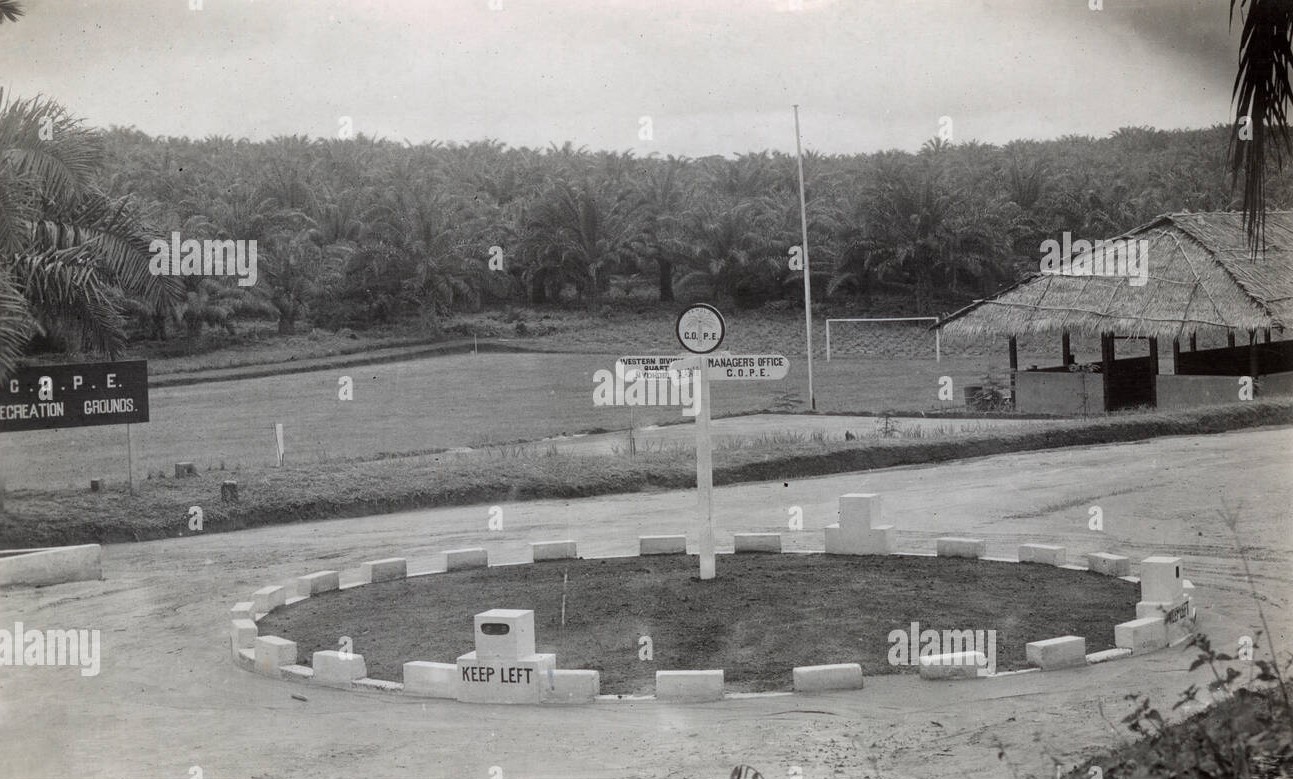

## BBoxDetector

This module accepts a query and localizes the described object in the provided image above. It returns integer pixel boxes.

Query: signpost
[675,304,725,581]
[0,360,150,492]
[614,306,788,581]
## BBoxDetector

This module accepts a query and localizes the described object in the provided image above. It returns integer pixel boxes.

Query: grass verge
[2,399,1290,548]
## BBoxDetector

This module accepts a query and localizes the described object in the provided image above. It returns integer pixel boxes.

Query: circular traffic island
[257,554,1139,694]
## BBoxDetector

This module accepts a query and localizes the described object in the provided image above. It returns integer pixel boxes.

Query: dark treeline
[99,124,1289,338]
[13,102,1293,360]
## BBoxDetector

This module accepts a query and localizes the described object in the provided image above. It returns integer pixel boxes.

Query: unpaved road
[2,425,1290,779]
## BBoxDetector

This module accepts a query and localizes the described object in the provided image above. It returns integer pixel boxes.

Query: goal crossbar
[825,317,942,362]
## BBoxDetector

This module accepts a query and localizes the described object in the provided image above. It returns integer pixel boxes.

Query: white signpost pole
[695,355,715,580]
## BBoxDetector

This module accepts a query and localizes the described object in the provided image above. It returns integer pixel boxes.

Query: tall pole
[793,105,816,410]
[695,358,715,580]
[126,423,135,495]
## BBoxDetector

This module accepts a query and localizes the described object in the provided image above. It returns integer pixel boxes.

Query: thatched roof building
[938,212,1293,414]
[941,211,1293,341]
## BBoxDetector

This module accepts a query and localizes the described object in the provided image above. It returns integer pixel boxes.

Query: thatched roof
[941,212,1293,341]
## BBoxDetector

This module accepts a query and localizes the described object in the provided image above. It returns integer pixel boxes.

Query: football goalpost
[825,317,943,362]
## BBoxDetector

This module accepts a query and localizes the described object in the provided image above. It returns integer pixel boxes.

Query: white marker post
[674,304,725,581]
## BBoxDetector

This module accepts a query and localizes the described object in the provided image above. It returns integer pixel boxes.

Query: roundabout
[256,553,1140,695]
[232,492,1198,705]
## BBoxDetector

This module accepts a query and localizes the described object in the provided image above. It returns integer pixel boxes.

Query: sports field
[2,350,1035,490]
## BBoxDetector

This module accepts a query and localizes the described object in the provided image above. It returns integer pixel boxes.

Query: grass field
[257,554,1138,693]
[4,398,1290,548]
[1,350,1026,490]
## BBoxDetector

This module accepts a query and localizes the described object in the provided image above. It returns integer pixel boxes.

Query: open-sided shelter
[938,212,1293,413]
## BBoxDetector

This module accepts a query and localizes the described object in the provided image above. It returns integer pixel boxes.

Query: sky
[0,0,1241,157]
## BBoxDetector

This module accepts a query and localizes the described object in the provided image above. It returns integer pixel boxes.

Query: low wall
[1260,370,1293,397]
[1015,371,1103,415]
[1156,374,1242,410]
[0,544,103,587]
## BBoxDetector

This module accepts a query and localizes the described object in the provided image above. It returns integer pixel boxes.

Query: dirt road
[2,425,1290,779]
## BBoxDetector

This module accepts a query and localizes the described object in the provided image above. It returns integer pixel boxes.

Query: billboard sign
[0,360,149,433]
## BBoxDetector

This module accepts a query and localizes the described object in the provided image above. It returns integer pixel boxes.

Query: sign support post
[695,356,715,580]
[673,303,726,581]
[126,423,135,495]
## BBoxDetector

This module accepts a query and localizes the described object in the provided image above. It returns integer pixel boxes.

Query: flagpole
[793,105,816,410]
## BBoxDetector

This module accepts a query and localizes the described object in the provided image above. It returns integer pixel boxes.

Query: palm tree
[1229,0,1293,250]
[516,180,638,306]
[629,157,692,302]
[0,90,180,380]
[0,0,22,24]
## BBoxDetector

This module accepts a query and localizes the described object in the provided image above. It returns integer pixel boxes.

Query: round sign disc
[675,304,726,354]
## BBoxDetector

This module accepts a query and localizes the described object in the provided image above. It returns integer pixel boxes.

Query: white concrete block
[541,669,600,703]
[403,661,459,698]
[824,524,895,555]
[936,537,985,559]
[311,650,368,687]
[474,609,536,661]
[733,533,781,553]
[0,544,102,587]
[254,635,297,676]
[1115,617,1167,654]
[839,493,882,528]
[456,651,556,704]
[1018,544,1065,566]
[1139,556,1183,603]
[656,670,724,702]
[360,558,407,583]
[1025,635,1087,670]
[1137,595,1195,643]
[229,601,254,621]
[230,618,258,652]
[918,651,987,680]
[445,548,488,570]
[531,541,578,561]
[792,663,864,691]
[296,570,340,597]
[639,535,687,555]
[252,585,286,614]
[1085,552,1132,577]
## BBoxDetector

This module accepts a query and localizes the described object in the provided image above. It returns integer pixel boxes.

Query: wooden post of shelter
[1007,335,1018,407]
[1148,337,1159,404]
[1101,333,1115,412]
[1249,330,1260,382]
[1171,338,1181,374]
[1061,331,1072,366]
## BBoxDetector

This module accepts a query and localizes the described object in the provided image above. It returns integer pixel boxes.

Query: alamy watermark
[592,360,701,416]
[1039,232,1148,287]
[149,231,258,287]
[0,622,101,677]
[887,621,997,673]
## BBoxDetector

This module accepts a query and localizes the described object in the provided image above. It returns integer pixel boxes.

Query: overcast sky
[1,0,1239,156]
